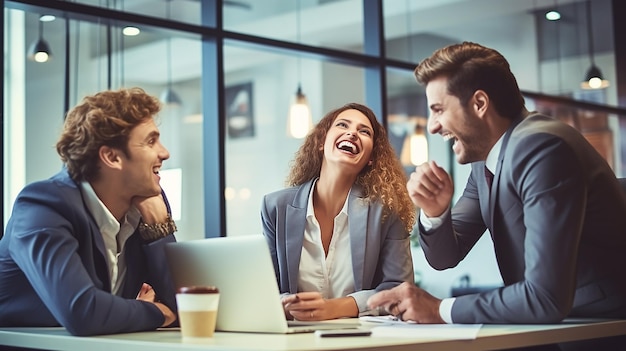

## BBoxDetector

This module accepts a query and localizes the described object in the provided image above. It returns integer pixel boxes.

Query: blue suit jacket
[0,169,178,335]
[421,114,626,323]
[261,179,414,312]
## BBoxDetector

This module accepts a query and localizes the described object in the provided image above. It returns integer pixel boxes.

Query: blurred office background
[4,0,626,298]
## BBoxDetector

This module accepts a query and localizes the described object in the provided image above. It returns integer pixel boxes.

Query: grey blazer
[261,179,414,312]
[420,113,626,323]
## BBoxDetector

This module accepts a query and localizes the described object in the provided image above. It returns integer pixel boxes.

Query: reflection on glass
[70,0,202,25]
[223,43,366,236]
[224,0,363,54]
[7,8,203,240]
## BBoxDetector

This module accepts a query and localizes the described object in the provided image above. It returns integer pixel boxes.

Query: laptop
[164,235,361,333]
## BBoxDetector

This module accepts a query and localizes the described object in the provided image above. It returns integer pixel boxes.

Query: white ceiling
[27,0,592,85]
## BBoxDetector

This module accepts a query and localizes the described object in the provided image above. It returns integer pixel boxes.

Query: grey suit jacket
[261,179,414,312]
[420,113,626,323]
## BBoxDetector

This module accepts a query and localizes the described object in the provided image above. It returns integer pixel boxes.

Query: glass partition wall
[4,0,622,237]
[4,5,203,240]
[3,0,622,298]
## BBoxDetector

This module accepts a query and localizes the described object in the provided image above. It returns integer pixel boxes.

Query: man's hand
[407,160,454,218]
[136,283,176,327]
[154,302,177,327]
[132,192,169,224]
[136,283,156,302]
[367,282,444,324]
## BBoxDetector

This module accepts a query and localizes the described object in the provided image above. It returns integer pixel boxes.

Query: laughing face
[120,118,170,197]
[425,76,491,164]
[322,109,374,174]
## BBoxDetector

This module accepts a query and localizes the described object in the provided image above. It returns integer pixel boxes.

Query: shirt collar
[79,181,141,234]
[485,133,505,174]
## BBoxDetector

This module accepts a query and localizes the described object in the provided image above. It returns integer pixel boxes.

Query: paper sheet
[360,316,482,339]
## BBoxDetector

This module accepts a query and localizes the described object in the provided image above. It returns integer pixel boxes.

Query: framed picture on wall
[225,82,255,138]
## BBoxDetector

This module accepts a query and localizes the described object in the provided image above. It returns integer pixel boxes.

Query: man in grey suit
[368,42,626,331]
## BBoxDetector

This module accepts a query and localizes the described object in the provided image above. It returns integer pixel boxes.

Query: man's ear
[99,145,122,170]
[472,90,489,118]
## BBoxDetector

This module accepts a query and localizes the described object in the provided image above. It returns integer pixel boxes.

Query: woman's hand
[282,292,358,321]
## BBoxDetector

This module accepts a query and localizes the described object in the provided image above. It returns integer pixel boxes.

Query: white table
[1,318,625,351]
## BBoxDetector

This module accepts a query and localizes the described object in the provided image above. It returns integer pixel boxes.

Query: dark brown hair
[415,41,525,119]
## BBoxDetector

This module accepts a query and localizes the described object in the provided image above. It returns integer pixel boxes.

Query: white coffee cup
[176,286,220,339]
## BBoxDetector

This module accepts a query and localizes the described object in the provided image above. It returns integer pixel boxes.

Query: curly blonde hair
[286,103,416,233]
[56,87,161,182]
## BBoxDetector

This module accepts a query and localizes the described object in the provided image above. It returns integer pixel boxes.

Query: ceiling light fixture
[287,0,312,139]
[580,0,609,89]
[28,16,53,63]
[122,26,140,36]
[545,10,560,21]
[39,14,56,22]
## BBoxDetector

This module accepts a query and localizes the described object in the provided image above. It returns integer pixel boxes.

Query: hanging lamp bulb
[581,64,609,89]
[288,85,312,139]
[28,19,52,63]
[28,39,53,62]
[580,0,609,90]
[287,0,312,138]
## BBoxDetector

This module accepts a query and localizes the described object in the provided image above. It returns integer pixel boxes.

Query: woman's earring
[368,160,373,166]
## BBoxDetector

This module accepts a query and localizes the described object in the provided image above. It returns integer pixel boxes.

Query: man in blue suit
[0,87,178,336]
[368,42,626,332]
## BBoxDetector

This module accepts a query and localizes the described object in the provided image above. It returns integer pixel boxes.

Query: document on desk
[360,316,482,339]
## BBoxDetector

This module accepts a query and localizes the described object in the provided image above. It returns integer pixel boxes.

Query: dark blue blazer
[0,169,177,335]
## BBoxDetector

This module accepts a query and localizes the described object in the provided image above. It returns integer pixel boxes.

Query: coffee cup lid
[177,286,219,294]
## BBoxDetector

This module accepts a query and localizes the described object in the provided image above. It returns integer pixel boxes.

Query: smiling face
[322,109,374,174]
[425,76,491,164]
[119,118,170,197]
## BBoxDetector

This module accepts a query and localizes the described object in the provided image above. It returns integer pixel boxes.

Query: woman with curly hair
[261,102,417,321]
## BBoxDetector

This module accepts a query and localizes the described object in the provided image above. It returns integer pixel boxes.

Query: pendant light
[580,0,609,89]
[160,0,182,105]
[400,123,428,166]
[287,0,312,139]
[28,16,53,63]
[399,0,428,167]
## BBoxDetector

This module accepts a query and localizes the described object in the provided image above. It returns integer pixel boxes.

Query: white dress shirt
[298,179,355,299]
[79,181,140,295]
[420,134,504,323]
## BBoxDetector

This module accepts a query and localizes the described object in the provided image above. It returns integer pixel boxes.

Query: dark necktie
[484,166,494,190]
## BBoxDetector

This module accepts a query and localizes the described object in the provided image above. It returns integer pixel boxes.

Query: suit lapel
[489,116,524,230]
[284,179,312,293]
[347,185,368,290]
[66,171,111,291]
